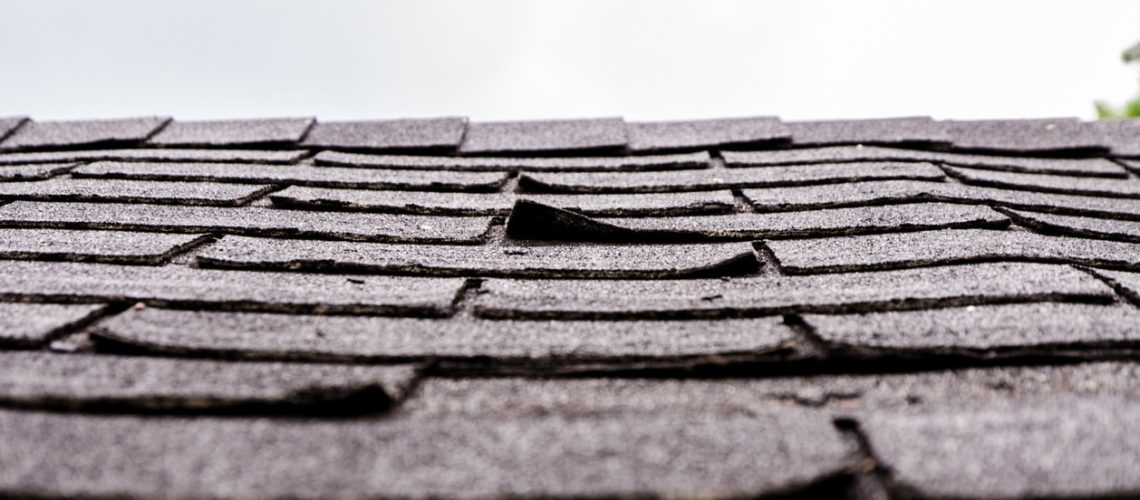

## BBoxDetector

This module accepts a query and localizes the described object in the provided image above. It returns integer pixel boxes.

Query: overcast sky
[2,0,1138,122]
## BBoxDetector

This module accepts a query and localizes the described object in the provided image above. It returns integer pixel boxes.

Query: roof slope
[0,115,1138,498]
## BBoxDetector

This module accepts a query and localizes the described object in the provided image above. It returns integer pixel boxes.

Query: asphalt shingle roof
[0,114,1138,498]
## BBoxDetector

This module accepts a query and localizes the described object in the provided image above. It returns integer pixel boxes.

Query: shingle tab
[459,118,628,155]
[0,409,853,499]
[765,228,1140,273]
[945,165,1140,198]
[72,161,509,192]
[785,116,951,147]
[943,117,1107,153]
[0,201,494,243]
[0,228,210,265]
[299,117,468,152]
[475,263,1112,319]
[0,260,465,315]
[93,308,797,368]
[804,303,1140,355]
[0,178,275,206]
[0,117,170,151]
[742,180,1140,220]
[626,116,791,152]
[1004,209,1140,242]
[0,148,305,165]
[197,236,758,278]
[0,352,419,414]
[519,162,945,193]
[861,398,1140,498]
[147,117,315,147]
[0,303,106,347]
[0,117,26,141]
[507,200,1008,242]
[0,164,73,181]
[315,150,709,172]
[1091,119,1140,157]
[1087,268,1140,305]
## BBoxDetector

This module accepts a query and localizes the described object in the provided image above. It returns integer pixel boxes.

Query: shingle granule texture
[0,228,210,265]
[299,117,468,152]
[0,178,275,206]
[459,118,629,155]
[0,148,306,164]
[147,117,315,147]
[1003,208,1140,242]
[0,164,73,181]
[0,117,26,141]
[945,165,1140,198]
[315,150,710,172]
[625,116,791,152]
[784,116,951,147]
[0,303,106,347]
[943,117,1108,153]
[0,117,170,151]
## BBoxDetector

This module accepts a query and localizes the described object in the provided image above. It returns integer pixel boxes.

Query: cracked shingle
[0,149,305,165]
[519,162,945,193]
[475,262,1111,319]
[299,117,468,152]
[625,116,791,152]
[0,352,419,414]
[785,116,951,147]
[0,409,852,499]
[0,229,210,265]
[0,164,73,182]
[0,117,170,151]
[803,302,1140,356]
[0,201,493,243]
[765,228,1140,273]
[459,118,628,155]
[861,397,1140,498]
[0,178,275,206]
[197,236,758,279]
[0,260,465,315]
[93,308,798,370]
[506,200,1007,241]
[71,162,509,192]
[943,118,1107,154]
[147,117,315,147]
[0,303,106,347]
[945,165,1140,198]
[314,150,709,172]
[1004,209,1140,242]
[1086,268,1140,305]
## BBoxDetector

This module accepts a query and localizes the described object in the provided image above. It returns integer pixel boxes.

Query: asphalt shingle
[0,117,170,151]
[1004,208,1140,242]
[0,228,210,265]
[785,116,951,147]
[0,303,106,347]
[625,116,791,152]
[475,263,1112,319]
[1087,268,1140,305]
[943,118,1107,154]
[72,162,510,192]
[1091,119,1140,157]
[147,118,315,147]
[0,148,305,164]
[764,228,1140,273]
[0,178,275,206]
[459,118,628,155]
[0,164,73,182]
[0,352,419,414]
[945,165,1140,198]
[0,117,26,141]
[299,117,468,152]
[0,201,494,243]
[519,162,945,193]
[314,150,710,172]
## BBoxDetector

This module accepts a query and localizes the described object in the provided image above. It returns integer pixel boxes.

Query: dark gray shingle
[147,117,315,147]
[300,117,468,152]
[0,178,275,206]
[0,148,305,165]
[315,150,709,172]
[945,165,1140,198]
[943,117,1107,153]
[626,116,791,152]
[0,228,210,265]
[459,118,628,155]
[785,116,951,147]
[0,117,170,151]
[0,303,106,347]
[0,164,73,182]
[1004,208,1140,242]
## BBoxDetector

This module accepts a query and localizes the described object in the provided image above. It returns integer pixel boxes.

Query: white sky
[1,0,1138,122]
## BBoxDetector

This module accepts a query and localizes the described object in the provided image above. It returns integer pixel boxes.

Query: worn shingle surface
[1,114,1139,499]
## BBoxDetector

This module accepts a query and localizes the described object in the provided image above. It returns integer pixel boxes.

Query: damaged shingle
[197,236,759,279]
[519,162,945,193]
[475,262,1112,319]
[506,200,1007,241]
[0,351,420,414]
[0,178,276,206]
[1003,208,1140,242]
[0,163,73,182]
[0,117,171,151]
[147,118,315,148]
[0,409,854,499]
[625,116,791,152]
[92,308,798,370]
[0,148,306,165]
[1086,268,1140,305]
[943,118,1108,154]
[785,116,951,147]
[860,397,1140,498]
[802,302,1140,356]
[299,117,468,152]
[0,260,466,315]
[0,228,210,265]
[459,118,628,155]
[0,201,494,243]
[314,150,710,172]
[945,165,1140,198]
[0,303,106,347]
[764,228,1140,273]
[71,161,510,192]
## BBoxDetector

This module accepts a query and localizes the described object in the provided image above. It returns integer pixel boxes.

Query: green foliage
[1095,40,1140,119]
